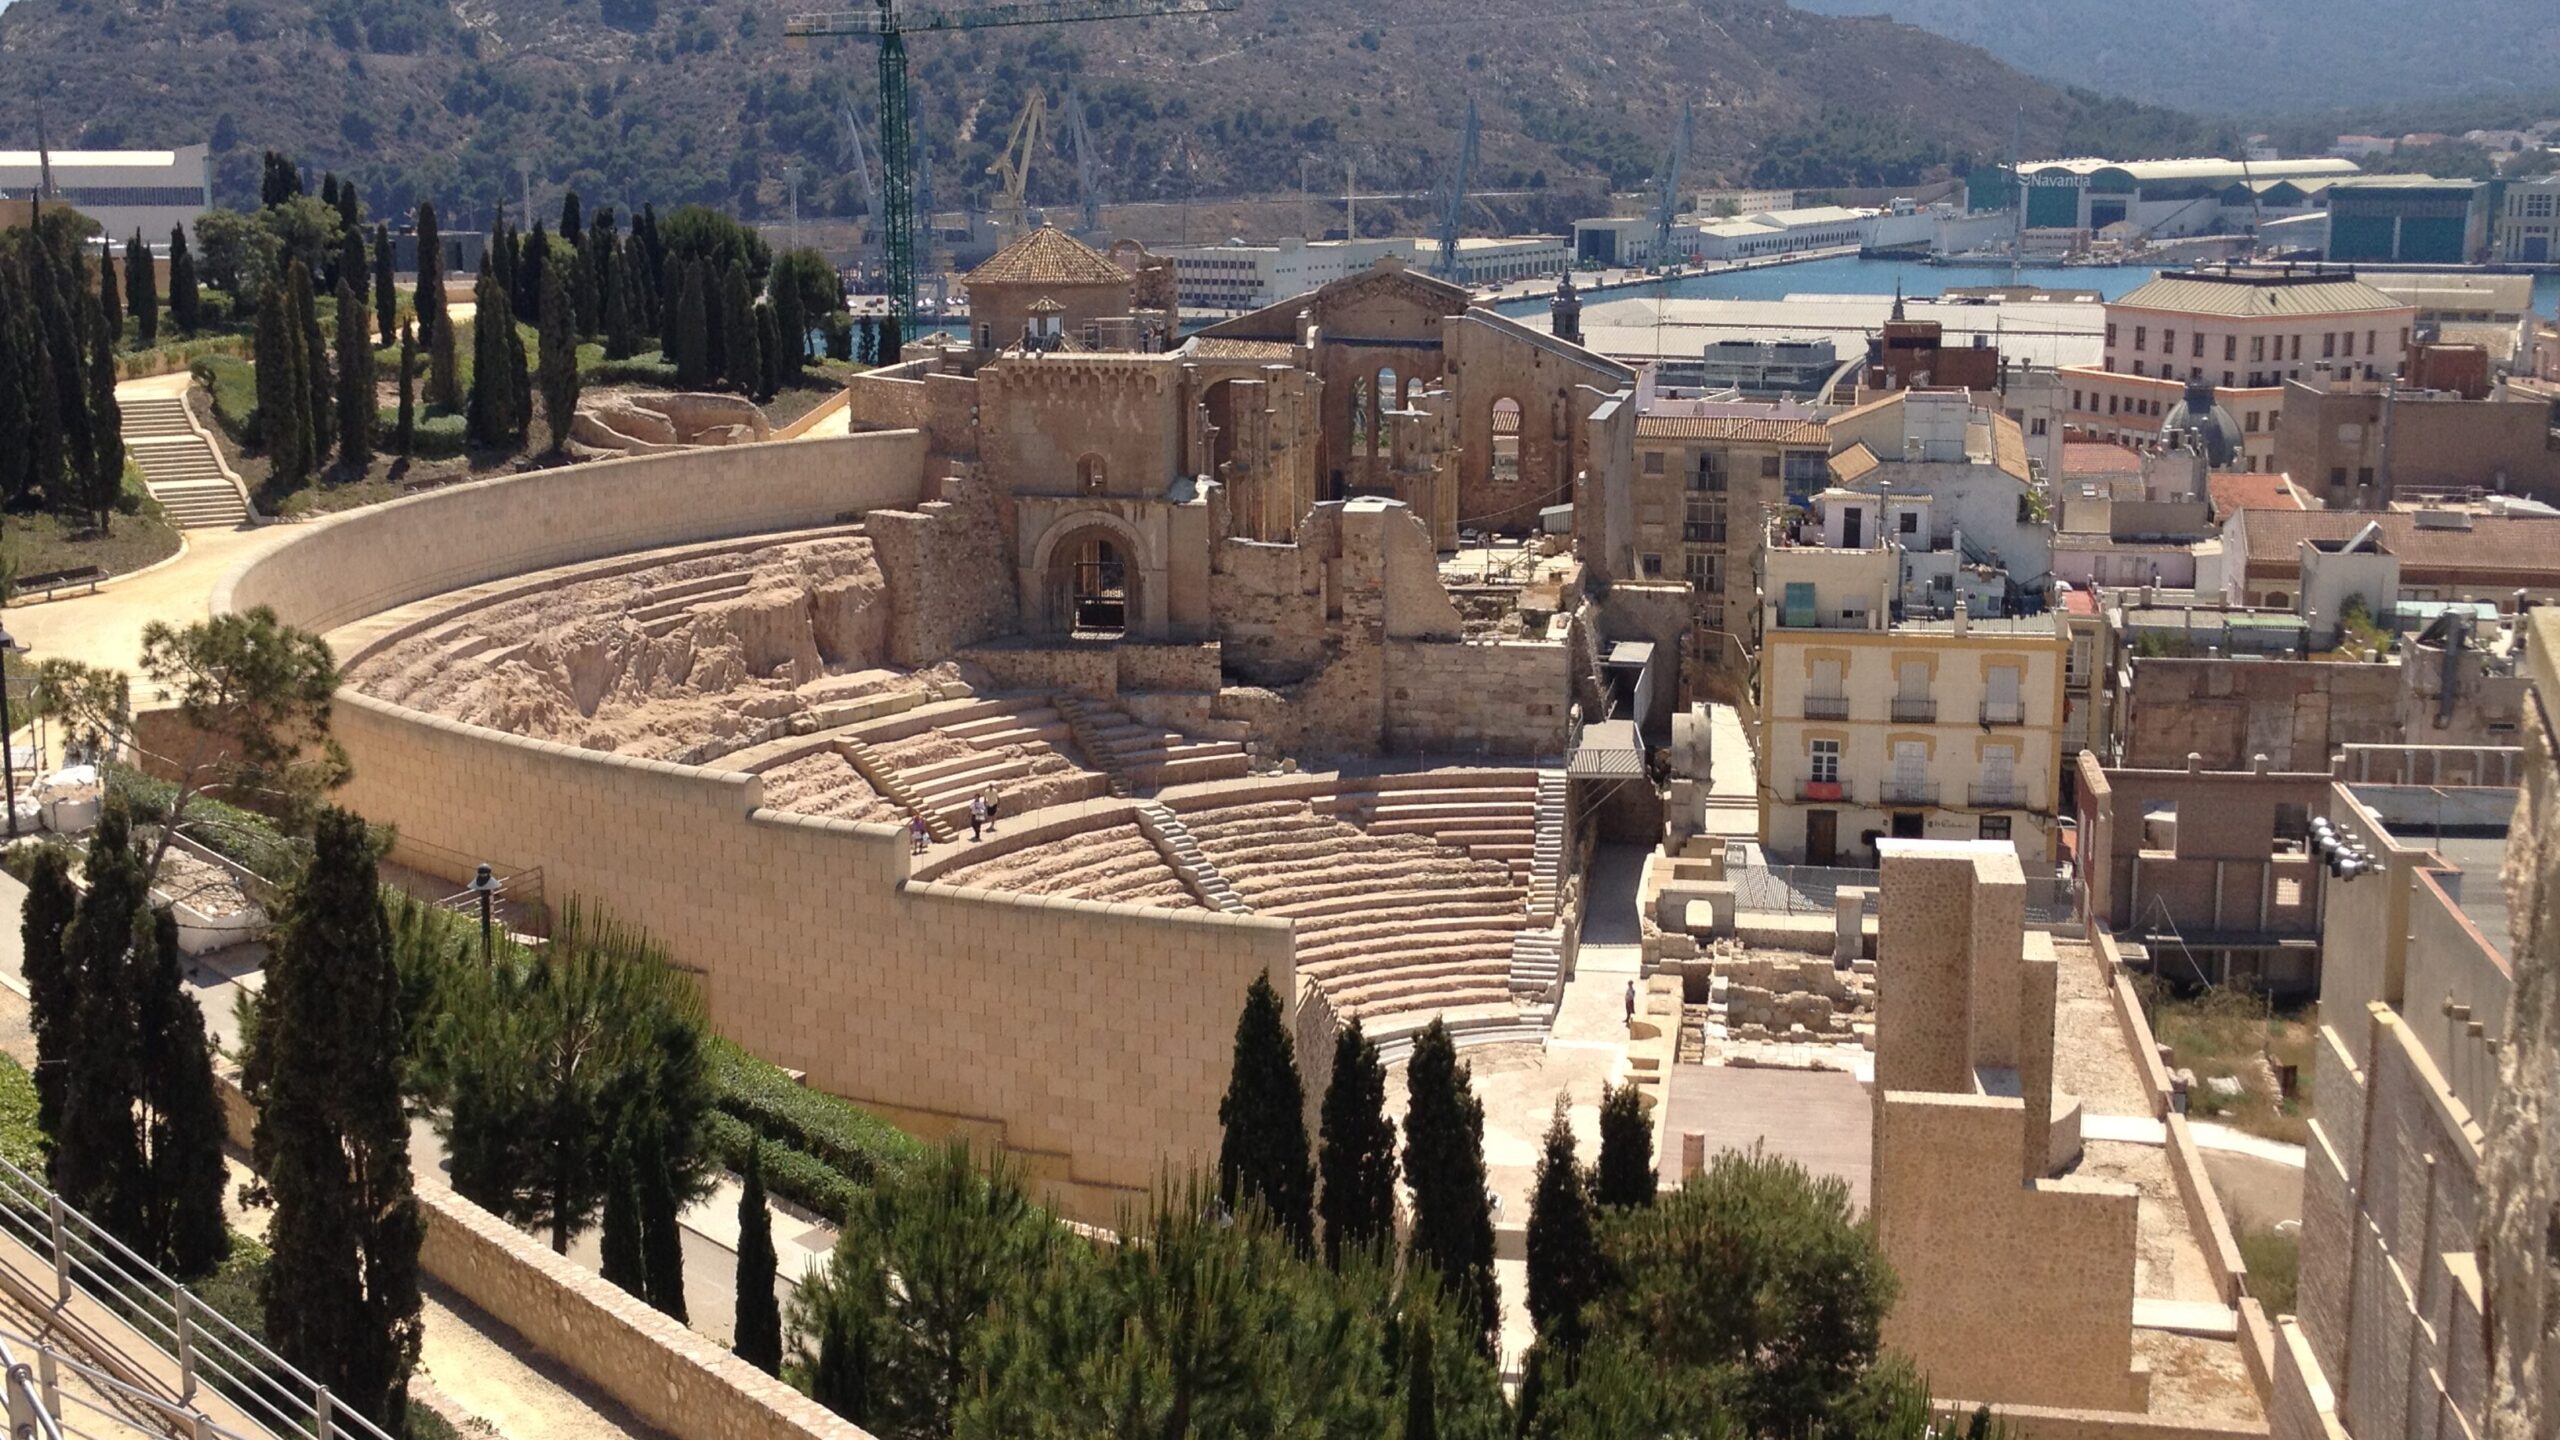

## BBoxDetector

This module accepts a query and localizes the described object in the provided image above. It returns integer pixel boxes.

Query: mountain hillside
[1789,0,2560,117]
[0,0,2226,230]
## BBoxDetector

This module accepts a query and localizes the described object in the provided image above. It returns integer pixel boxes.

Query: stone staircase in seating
[1315,772,1542,882]
[1178,796,1529,1026]
[1058,694,1252,793]
[1134,803,1249,913]
[1507,928,1565,1010]
[838,736,957,842]
[123,394,251,528]
[847,696,1115,835]
[1526,772,1568,926]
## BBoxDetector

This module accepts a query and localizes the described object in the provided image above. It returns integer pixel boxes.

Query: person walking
[910,816,930,854]
[969,794,988,842]
[1625,979,1637,1027]
[982,786,1001,832]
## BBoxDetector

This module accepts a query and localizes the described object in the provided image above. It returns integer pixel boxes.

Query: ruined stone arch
[1027,510,1159,637]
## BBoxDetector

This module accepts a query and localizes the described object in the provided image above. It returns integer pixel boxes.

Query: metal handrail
[1890,698,1938,723]
[0,1153,394,1440]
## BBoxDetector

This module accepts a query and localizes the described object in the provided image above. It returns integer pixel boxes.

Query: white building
[1165,233,1568,310]
[1694,206,1874,262]
[2491,173,2560,264]
[0,145,212,244]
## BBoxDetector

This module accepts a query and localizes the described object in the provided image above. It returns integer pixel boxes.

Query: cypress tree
[698,261,726,384]
[292,261,333,473]
[0,265,34,505]
[167,226,201,335]
[657,252,684,361]
[559,191,584,253]
[50,801,149,1240]
[673,264,710,389]
[537,251,580,453]
[260,151,299,209]
[138,907,230,1277]
[1593,1080,1655,1210]
[395,320,416,456]
[772,276,806,381]
[635,1115,687,1322]
[80,295,124,527]
[513,223,545,324]
[127,231,158,347]
[1402,1019,1498,1354]
[880,313,903,366]
[1318,1017,1398,1268]
[598,1134,646,1299]
[25,242,77,502]
[602,246,638,361]
[1525,1098,1600,1350]
[856,314,878,367]
[334,178,361,245]
[334,275,375,472]
[414,201,448,359]
[19,846,81,1143]
[254,808,426,1436]
[255,282,308,485]
[97,242,122,339]
[320,173,341,215]
[753,303,781,404]
[466,262,512,449]
[719,263,756,392]
[336,229,366,322]
[1215,972,1314,1251]
[1402,1316,1439,1440]
[371,225,396,346]
[505,299,532,449]
[733,1144,782,1374]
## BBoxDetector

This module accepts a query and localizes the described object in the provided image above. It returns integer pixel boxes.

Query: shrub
[105,764,309,882]
[706,1037,922,1186]
[0,1055,43,1171]
[704,1111,861,1222]
[192,355,260,445]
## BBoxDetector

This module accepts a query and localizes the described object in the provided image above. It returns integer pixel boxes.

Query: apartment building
[1629,409,1831,637]
[2273,375,2560,509]
[1824,388,2052,613]
[2491,171,2560,263]
[2059,267,2416,471]
[1756,490,2068,868]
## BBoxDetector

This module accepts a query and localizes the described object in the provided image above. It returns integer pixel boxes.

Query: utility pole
[784,163,804,247]
[1346,156,1357,240]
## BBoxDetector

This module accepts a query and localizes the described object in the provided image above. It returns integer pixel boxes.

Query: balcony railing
[1799,779,1846,802]
[1980,700,2026,726]
[1971,783,2025,809]
[1803,695,1850,721]
[1890,698,1937,723]
[1881,780,1940,806]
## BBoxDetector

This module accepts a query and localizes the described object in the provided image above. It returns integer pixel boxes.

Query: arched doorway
[1490,397,1523,486]
[1039,520,1146,637]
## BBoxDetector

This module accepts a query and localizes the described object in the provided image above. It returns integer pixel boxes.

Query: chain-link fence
[1730,862,2074,926]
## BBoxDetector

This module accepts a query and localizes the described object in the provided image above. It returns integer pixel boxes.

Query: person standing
[969,794,988,843]
[982,786,1001,833]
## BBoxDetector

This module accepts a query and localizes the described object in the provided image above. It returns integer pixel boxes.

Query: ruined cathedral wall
[868,476,1022,668]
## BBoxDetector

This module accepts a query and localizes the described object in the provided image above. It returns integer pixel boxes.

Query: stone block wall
[868,476,1021,667]
[1381,640,1569,756]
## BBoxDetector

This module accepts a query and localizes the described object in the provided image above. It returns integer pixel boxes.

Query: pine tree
[97,242,122,338]
[292,262,333,473]
[673,264,710,389]
[19,846,81,1142]
[255,282,309,485]
[80,296,124,528]
[599,1134,646,1299]
[371,225,396,347]
[127,231,158,347]
[537,252,580,454]
[254,808,426,1435]
[335,276,375,472]
[1402,1019,1498,1354]
[602,245,639,361]
[1318,1018,1398,1268]
[1402,1315,1438,1440]
[720,264,756,393]
[1215,973,1314,1250]
[395,320,416,457]
[733,1144,783,1374]
[137,908,229,1277]
[1593,1081,1655,1210]
[1525,1098,1600,1350]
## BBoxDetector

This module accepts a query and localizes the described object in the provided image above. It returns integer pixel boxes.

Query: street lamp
[0,623,23,841]
[471,862,497,961]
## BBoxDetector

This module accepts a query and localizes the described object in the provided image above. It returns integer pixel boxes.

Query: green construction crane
[786,0,1238,331]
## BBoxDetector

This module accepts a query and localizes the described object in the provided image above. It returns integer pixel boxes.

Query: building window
[2131,361,2145,377]
[2342,331,2355,358]
[2245,410,2260,432]
[2029,416,2048,436]
[2192,332,2205,358]
[1761,454,1781,478]
[1979,816,2012,840]
[2291,335,2303,360]
[2134,326,2147,351]
[1641,553,1663,577]
[1643,451,1665,474]
[1900,510,1921,535]
[1809,739,1841,785]
[2322,332,2336,359]
[2330,467,2347,490]
[2163,329,2175,353]
[2224,335,2237,361]
[2251,335,2265,362]
[2357,466,2374,488]
[2105,323,2117,345]
[2366,330,2377,356]
[2108,394,2120,414]
[2071,389,2083,410]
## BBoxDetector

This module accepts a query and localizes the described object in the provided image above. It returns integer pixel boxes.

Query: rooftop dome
[2161,378,2242,469]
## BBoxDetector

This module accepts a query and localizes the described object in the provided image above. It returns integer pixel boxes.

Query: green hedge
[706,1036,922,1186]
[104,764,307,882]
[587,358,680,387]
[0,1055,42,1172]
[376,409,468,460]
[705,1111,863,1224]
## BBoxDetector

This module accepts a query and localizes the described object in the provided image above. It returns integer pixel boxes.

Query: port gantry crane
[786,0,1238,330]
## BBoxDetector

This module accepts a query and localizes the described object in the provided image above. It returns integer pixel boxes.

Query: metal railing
[1801,695,1850,721]
[1734,862,2073,926]
[1980,700,2026,726]
[1890,698,1937,723]
[0,1153,396,1440]
[0,1317,269,1440]
[1970,783,2025,808]
[1881,780,1940,805]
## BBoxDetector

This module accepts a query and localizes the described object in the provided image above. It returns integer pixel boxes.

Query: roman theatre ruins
[215,238,1663,1223]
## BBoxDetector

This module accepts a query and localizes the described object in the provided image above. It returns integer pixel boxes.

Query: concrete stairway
[839,737,958,843]
[1508,927,1565,1007]
[1526,772,1568,926]
[122,395,250,528]
[1135,802,1250,914]
[1059,695,1250,792]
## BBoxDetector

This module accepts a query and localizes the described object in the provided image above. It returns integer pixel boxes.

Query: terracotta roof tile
[2241,510,2560,577]
[2208,471,2305,519]
[1633,416,1830,444]
[2064,441,2143,475]
[963,226,1130,288]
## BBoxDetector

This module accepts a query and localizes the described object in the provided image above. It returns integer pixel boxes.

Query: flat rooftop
[2353,783,2520,960]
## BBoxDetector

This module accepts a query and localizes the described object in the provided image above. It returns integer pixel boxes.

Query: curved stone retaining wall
[214,433,1295,1224]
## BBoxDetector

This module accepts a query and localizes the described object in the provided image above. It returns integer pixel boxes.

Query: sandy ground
[2053,936,2160,1118]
